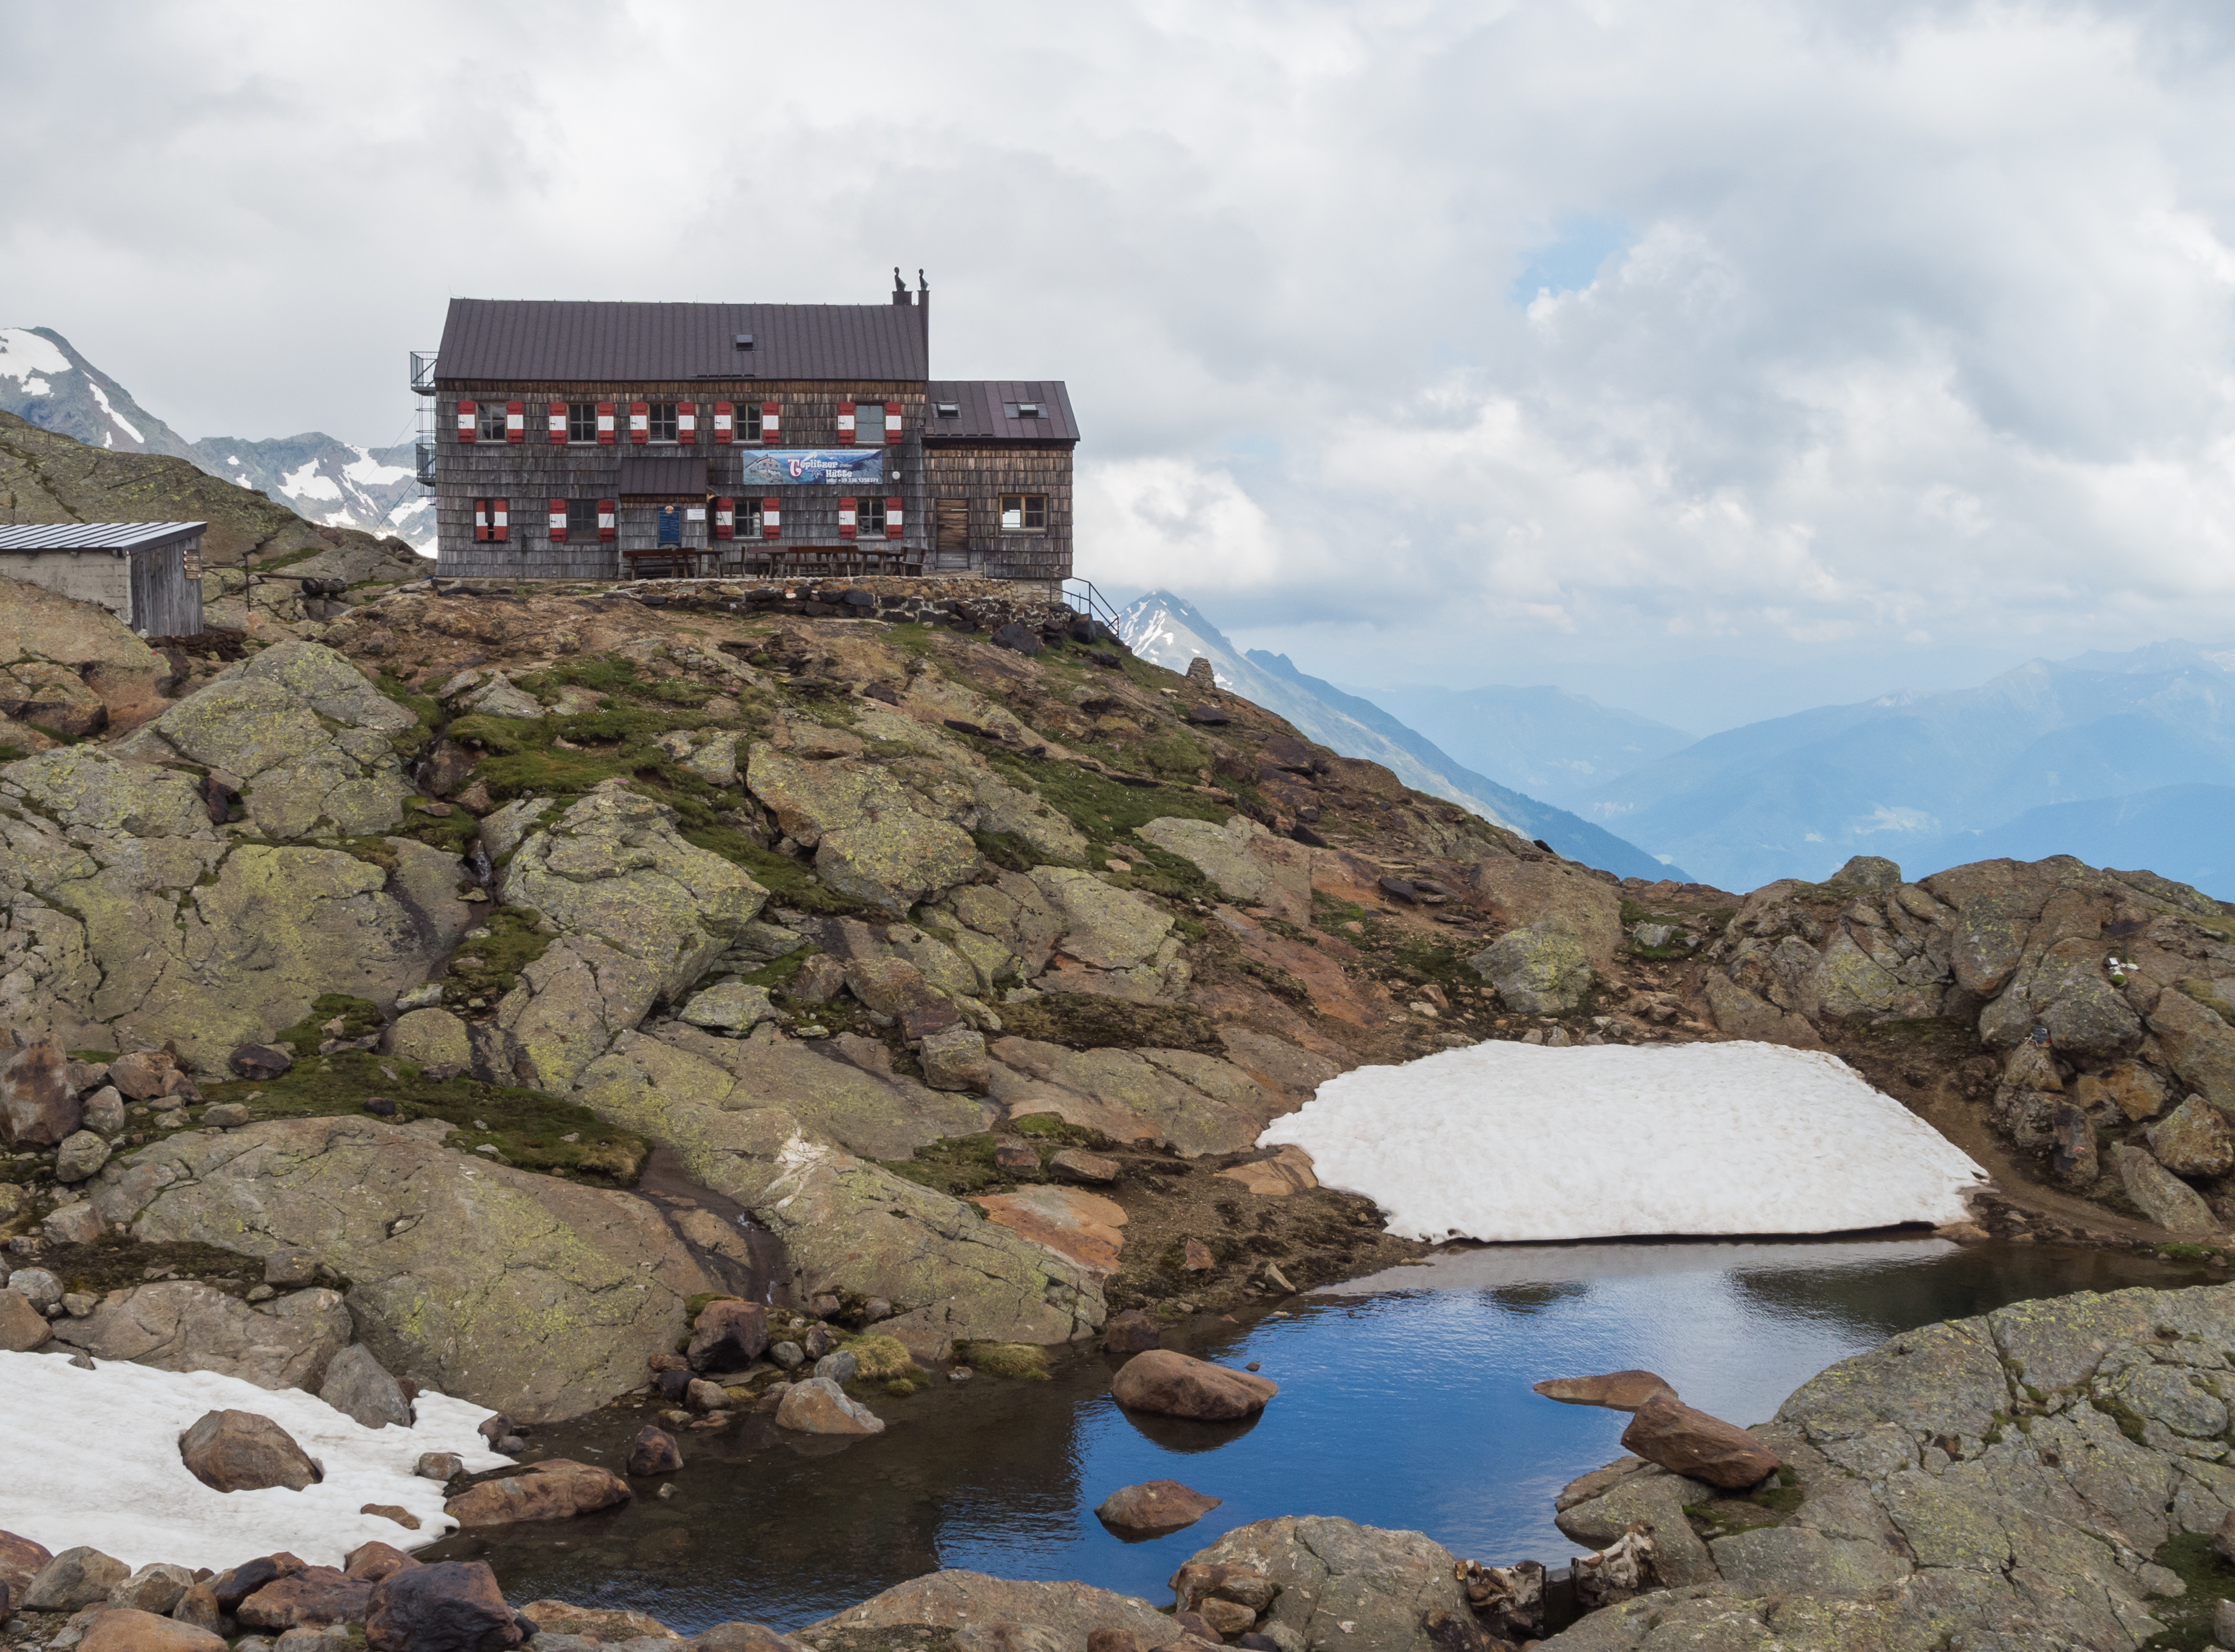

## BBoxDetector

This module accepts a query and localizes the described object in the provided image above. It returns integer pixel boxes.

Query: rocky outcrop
[50,1280,351,1389]
[443,1460,630,1526]
[746,743,980,915]
[572,1029,1102,1357]
[178,1409,320,1492]
[1470,921,1594,1014]
[1182,1516,1471,1652]
[803,1573,1176,1651]
[1110,1350,1277,1419]
[1094,1480,1222,1537]
[0,574,172,749]
[1133,814,1311,924]
[93,1115,717,1419]
[1546,1282,2235,1650]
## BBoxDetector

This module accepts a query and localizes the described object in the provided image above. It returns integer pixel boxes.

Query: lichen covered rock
[1470,921,1593,1014]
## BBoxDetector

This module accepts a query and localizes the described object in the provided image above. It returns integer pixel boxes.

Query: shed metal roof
[0,522,206,552]
[437,300,928,384]
[616,457,709,498]
[924,381,1079,442]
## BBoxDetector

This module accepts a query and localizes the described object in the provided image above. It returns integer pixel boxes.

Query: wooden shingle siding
[921,445,1073,581]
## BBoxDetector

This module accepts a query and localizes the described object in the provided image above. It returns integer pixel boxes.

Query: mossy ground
[2143,1532,2235,1649]
[954,1340,1050,1380]
[198,1024,647,1186]
[997,994,1226,1055]
[39,1234,269,1299]
[442,905,555,1003]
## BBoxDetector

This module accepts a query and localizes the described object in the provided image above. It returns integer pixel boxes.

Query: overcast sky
[6,1,2233,730]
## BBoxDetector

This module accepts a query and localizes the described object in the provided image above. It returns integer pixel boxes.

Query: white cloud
[1080,456,1299,593]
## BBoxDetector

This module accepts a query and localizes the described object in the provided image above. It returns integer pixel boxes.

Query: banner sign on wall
[738,449,887,487]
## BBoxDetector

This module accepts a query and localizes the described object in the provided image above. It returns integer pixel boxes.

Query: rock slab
[1094,1480,1223,1537]
[177,1409,322,1492]
[1110,1350,1277,1420]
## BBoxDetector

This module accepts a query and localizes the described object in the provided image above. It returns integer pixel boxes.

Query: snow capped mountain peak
[1117,590,1233,685]
[0,328,70,396]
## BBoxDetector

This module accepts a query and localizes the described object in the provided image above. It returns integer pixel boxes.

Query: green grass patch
[977,745,1235,854]
[1139,730,1210,776]
[836,1332,919,1381]
[955,1340,1050,1381]
[1009,1112,1112,1149]
[1389,934,1478,990]
[998,994,1226,1055]
[0,744,27,763]
[398,802,482,856]
[1107,842,1222,904]
[277,994,385,1059]
[42,1234,269,1297]
[446,905,554,1002]
[2142,1532,2235,1649]
[199,1045,647,1185]
[680,825,873,915]
[879,1133,1010,1198]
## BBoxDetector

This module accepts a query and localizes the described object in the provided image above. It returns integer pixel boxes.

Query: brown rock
[1530,1370,1678,1412]
[1050,1149,1121,1184]
[366,1560,524,1652]
[1168,1562,1278,1615]
[0,1530,54,1599]
[519,1601,681,1643]
[1102,1308,1161,1356]
[1212,1146,1318,1198]
[1620,1395,1781,1490]
[443,1459,631,1526]
[628,1426,684,1475]
[171,1583,221,1634]
[358,1507,423,1533]
[76,1609,226,1652]
[345,1543,422,1584]
[210,1556,307,1612]
[107,1051,175,1101]
[2150,1096,2235,1179]
[1182,1238,1214,1271]
[2212,1507,2235,1564]
[686,1378,728,1414]
[1110,1350,1277,1420]
[177,1409,321,1493]
[0,1289,52,1352]
[2075,1060,2169,1123]
[1094,1480,1223,1537]
[1,1033,82,1147]
[993,1141,1041,1174]
[108,1565,194,1615]
[972,1186,1128,1277]
[25,1547,132,1611]
[236,1567,374,1628]
[687,1299,768,1374]
[227,1045,296,1081]
[1086,1634,1137,1652]
[691,1626,795,1652]
[1196,1599,1257,1638]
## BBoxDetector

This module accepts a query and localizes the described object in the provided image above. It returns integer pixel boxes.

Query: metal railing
[1064,577,1122,634]
[410,350,439,395]
[414,399,437,486]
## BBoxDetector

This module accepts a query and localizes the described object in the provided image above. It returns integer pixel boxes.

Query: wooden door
[936,498,969,551]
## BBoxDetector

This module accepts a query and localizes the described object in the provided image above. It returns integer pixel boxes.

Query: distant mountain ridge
[0,327,429,551]
[1573,640,2235,896]
[1363,681,1695,806]
[1116,591,1681,879]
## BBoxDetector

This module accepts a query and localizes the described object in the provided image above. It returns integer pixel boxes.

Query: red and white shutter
[490,499,509,541]
[761,497,780,538]
[596,402,616,444]
[883,401,903,443]
[505,401,524,443]
[713,401,733,444]
[836,401,856,444]
[837,497,857,539]
[547,401,567,444]
[884,496,903,539]
[677,403,697,444]
[456,400,478,442]
[629,401,649,444]
[596,499,617,540]
[548,499,568,541]
[761,401,780,444]
[472,498,490,541]
[713,498,735,540]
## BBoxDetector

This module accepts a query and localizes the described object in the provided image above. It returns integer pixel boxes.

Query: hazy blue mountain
[1575,642,2235,892]
[1115,591,1680,879]
[1,325,432,551]
[1364,682,1695,805]
[1926,783,2235,901]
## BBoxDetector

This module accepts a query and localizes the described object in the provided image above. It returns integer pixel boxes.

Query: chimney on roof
[893,267,909,305]
[917,268,930,358]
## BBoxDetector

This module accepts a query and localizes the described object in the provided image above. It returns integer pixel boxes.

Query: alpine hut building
[418,274,1077,596]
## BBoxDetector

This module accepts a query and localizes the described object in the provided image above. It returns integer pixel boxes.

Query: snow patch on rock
[0,1350,510,1571]
[281,460,344,502]
[1257,1040,1987,1241]
[0,327,71,386]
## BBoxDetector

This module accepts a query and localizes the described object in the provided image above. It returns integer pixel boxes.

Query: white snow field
[1258,1039,1988,1242]
[0,1351,512,1571]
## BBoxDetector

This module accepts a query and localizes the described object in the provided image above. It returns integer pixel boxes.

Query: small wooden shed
[0,522,206,636]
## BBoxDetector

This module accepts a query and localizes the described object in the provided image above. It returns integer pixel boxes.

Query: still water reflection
[426,1237,2212,1630]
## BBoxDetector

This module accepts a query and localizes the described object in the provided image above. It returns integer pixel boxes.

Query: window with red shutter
[713,402,733,444]
[457,400,478,444]
[884,401,903,444]
[629,402,650,445]
[837,497,857,539]
[596,403,616,445]
[473,498,489,541]
[547,403,567,444]
[761,401,780,444]
[490,499,509,542]
[677,403,697,445]
[714,498,735,540]
[837,401,857,445]
[884,497,903,539]
[548,499,568,542]
[762,497,781,538]
[597,500,617,540]
[505,401,524,443]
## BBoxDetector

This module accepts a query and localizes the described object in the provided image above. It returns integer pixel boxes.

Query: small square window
[859,497,887,534]
[745,405,765,441]
[478,403,509,441]
[568,403,598,443]
[935,402,960,418]
[1000,494,1046,532]
[648,403,678,443]
[566,499,598,536]
[1002,402,1045,422]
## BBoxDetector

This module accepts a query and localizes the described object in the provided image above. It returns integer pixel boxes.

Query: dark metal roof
[924,381,1078,442]
[0,522,206,551]
[616,457,708,498]
[437,300,928,383]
